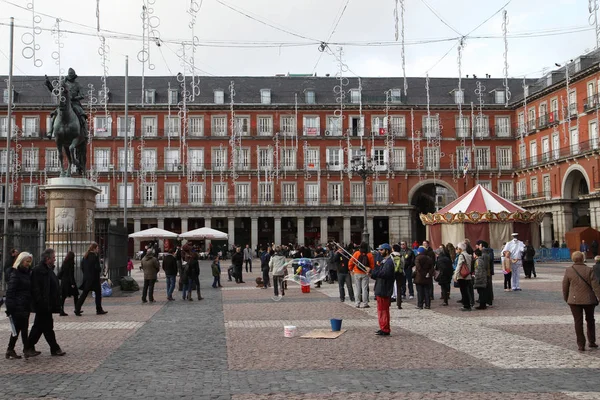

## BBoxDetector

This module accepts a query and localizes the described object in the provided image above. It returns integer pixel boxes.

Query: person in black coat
[186,252,202,301]
[28,248,65,356]
[5,252,40,359]
[57,251,79,316]
[435,247,454,306]
[74,242,107,316]
[231,247,244,284]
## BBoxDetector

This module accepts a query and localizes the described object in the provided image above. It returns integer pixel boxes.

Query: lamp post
[351,147,374,247]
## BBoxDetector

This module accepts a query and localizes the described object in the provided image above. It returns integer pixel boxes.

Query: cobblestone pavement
[1,262,600,399]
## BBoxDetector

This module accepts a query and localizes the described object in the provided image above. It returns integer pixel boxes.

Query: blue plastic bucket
[330,318,342,331]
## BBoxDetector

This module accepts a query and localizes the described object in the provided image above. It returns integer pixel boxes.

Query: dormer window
[214,89,224,104]
[168,89,179,105]
[305,90,316,104]
[350,89,361,104]
[454,89,464,104]
[390,89,402,103]
[2,89,14,104]
[260,89,271,105]
[495,90,505,104]
[144,89,155,105]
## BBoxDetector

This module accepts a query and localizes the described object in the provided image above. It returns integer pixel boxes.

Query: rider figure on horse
[45,68,89,139]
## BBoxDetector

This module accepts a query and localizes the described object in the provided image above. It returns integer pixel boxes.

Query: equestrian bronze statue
[44,68,88,177]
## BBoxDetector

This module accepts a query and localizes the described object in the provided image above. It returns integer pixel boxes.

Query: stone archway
[562,165,591,227]
[409,180,458,242]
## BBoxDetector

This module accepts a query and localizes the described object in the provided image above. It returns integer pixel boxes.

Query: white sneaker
[409,296,414,300]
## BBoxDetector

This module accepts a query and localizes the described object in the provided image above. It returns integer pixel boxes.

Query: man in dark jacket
[477,240,495,307]
[163,248,178,301]
[400,241,416,299]
[370,243,395,336]
[332,248,354,302]
[260,248,271,289]
[435,248,453,306]
[231,247,245,284]
[422,240,436,300]
[29,248,65,356]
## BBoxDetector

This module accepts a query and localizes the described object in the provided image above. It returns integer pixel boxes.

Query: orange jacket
[348,250,374,274]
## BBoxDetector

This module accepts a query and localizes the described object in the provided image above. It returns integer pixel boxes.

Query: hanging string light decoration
[86,84,99,184]
[333,46,348,179]
[273,133,280,182]
[229,81,240,183]
[303,141,311,180]
[457,39,468,179]
[188,0,202,100]
[176,47,191,184]
[50,19,65,79]
[590,0,600,50]
[384,90,394,179]
[21,0,43,67]
[138,0,161,106]
[502,10,511,107]
[474,81,486,178]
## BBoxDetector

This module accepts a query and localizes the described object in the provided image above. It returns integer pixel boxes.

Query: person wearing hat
[502,233,525,291]
[414,246,435,309]
[369,243,395,336]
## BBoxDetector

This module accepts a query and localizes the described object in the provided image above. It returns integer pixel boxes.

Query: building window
[142,116,157,137]
[168,89,178,105]
[282,182,297,205]
[188,183,205,206]
[212,183,227,205]
[303,116,320,136]
[142,184,156,207]
[94,116,111,137]
[281,148,296,171]
[165,183,181,206]
[258,148,273,170]
[328,182,342,205]
[257,116,273,136]
[543,175,551,197]
[96,184,109,208]
[0,117,15,137]
[188,148,204,172]
[478,181,492,191]
[569,90,577,115]
[281,115,296,136]
[144,89,155,105]
[305,183,319,205]
[326,116,342,136]
[516,180,526,198]
[165,116,180,137]
[94,148,111,172]
[424,147,440,170]
[21,117,39,137]
[350,182,364,205]
[326,148,343,171]
[260,89,271,105]
[212,148,227,171]
[456,116,470,137]
[390,116,405,136]
[235,183,251,205]
[118,184,133,208]
[390,89,401,103]
[22,184,37,208]
[517,112,526,136]
[454,89,464,104]
[0,149,10,171]
[423,115,440,137]
[474,115,489,137]
[591,120,599,149]
[189,116,204,136]
[350,89,361,104]
[164,148,181,171]
[495,90,505,104]
[141,149,157,171]
[519,143,526,168]
[234,116,250,136]
[528,108,536,131]
[214,90,224,104]
[497,147,512,170]
[117,116,135,137]
[495,116,511,137]
[372,116,387,135]
[305,148,319,170]
[499,181,514,200]
[457,147,471,171]
[530,141,538,164]
[211,116,227,136]
[373,182,388,205]
[233,148,250,170]
[259,182,274,205]
[45,148,60,171]
[372,148,387,171]
[531,177,538,196]
[118,148,134,172]
[392,148,406,170]
[22,148,38,172]
[305,90,315,104]
[474,147,490,170]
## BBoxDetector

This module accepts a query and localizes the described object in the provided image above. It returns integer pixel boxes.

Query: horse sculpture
[48,78,88,177]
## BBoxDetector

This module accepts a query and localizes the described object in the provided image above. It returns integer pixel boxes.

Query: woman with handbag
[453,243,473,311]
[562,251,600,351]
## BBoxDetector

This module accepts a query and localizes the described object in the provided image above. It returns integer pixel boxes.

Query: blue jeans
[166,275,176,299]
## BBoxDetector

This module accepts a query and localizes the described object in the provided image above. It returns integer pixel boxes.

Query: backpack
[357,252,370,271]
[393,255,404,274]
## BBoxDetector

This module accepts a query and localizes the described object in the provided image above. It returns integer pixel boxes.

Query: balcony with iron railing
[512,190,552,203]
[585,94,600,112]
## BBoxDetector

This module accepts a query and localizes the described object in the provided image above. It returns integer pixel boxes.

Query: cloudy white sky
[0,0,595,79]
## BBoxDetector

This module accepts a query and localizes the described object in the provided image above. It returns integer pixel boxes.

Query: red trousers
[376,296,391,333]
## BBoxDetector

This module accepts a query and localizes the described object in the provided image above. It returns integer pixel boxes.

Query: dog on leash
[255,277,264,287]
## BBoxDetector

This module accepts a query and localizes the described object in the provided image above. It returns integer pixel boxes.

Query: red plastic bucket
[301,285,310,293]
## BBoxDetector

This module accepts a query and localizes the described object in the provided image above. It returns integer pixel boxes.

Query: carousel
[419,184,544,250]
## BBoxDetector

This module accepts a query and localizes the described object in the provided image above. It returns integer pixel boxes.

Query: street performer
[502,233,525,291]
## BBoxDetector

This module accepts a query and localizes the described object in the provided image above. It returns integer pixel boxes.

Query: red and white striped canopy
[438,184,525,214]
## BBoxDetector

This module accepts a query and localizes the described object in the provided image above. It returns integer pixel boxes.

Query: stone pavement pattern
[0,263,600,399]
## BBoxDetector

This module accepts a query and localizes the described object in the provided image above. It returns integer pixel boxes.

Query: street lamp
[351,147,375,247]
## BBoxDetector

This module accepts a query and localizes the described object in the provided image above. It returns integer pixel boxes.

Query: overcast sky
[0,0,595,79]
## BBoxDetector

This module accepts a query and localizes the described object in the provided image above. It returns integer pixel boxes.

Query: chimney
[473,74,477,79]
[466,74,469,78]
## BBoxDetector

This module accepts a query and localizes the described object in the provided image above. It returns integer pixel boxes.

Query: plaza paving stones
[2,262,600,399]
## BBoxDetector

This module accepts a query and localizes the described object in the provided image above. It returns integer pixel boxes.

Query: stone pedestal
[41,177,100,261]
